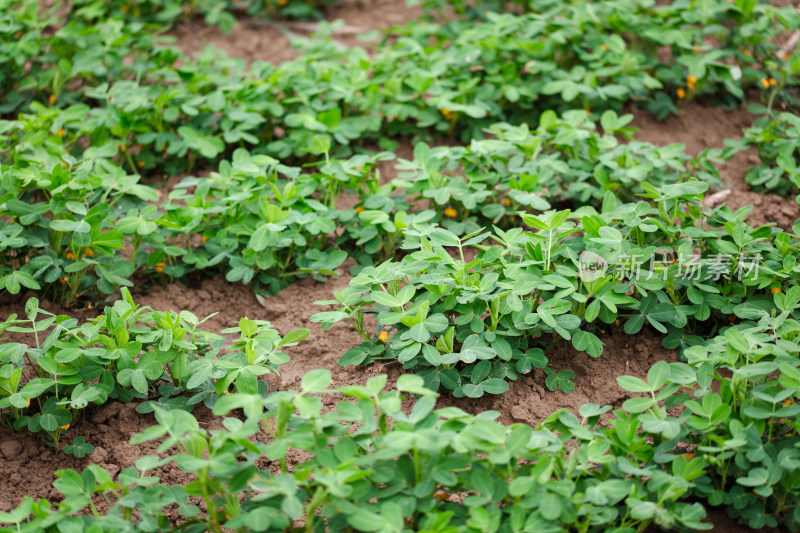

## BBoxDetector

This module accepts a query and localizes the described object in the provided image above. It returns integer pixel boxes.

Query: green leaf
[178,126,224,158]
[617,375,651,393]
[572,331,603,357]
[481,378,509,395]
[64,436,94,458]
[278,329,309,347]
[301,369,332,392]
[306,134,332,155]
[428,228,460,247]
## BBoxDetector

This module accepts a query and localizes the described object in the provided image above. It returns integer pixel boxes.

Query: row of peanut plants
[3,0,799,170]
[1,309,799,531]
[0,110,721,306]
[0,289,308,456]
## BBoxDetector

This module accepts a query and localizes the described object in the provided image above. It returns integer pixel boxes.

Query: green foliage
[70,0,337,31]
[392,110,720,232]
[0,290,306,451]
[407,0,800,118]
[723,111,800,196]
[0,370,714,532]
[314,185,800,396]
[3,1,800,531]
[5,329,800,532]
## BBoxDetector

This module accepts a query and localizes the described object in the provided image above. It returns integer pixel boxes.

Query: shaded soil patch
[169,0,421,63]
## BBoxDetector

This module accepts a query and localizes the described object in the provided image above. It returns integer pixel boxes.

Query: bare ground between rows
[630,100,800,230]
[168,0,422,64]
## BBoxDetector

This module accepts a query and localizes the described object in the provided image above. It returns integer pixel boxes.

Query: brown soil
[169,0,421,63]
[631,100,800,230]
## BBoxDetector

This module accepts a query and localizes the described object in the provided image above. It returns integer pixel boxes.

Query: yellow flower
[49,94,56,104]
[66,252,75,260]
[769,78,777,86]
[25,399,30,408]
[355,206,364,213]
[56,128,65,137]
[378,331,388,342]
[743,50,751,56]
[502,198,511,206]
[676,88,686,99]
[772,288,781,294]
[783,399,792,408]
[278,0,289,5]
[137,161,145,168]
[223,391,230,395]
[440,108,453,120]
[202,235,208,244]
[681,453,695,460]
[59,424,69,431]
[693,44,700,54]
[155,261,166,274]
[687,74,697,89]
[85,248,94,257]
[761,78,770,89]
[601,44,608,52]
[444,207,457,217]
